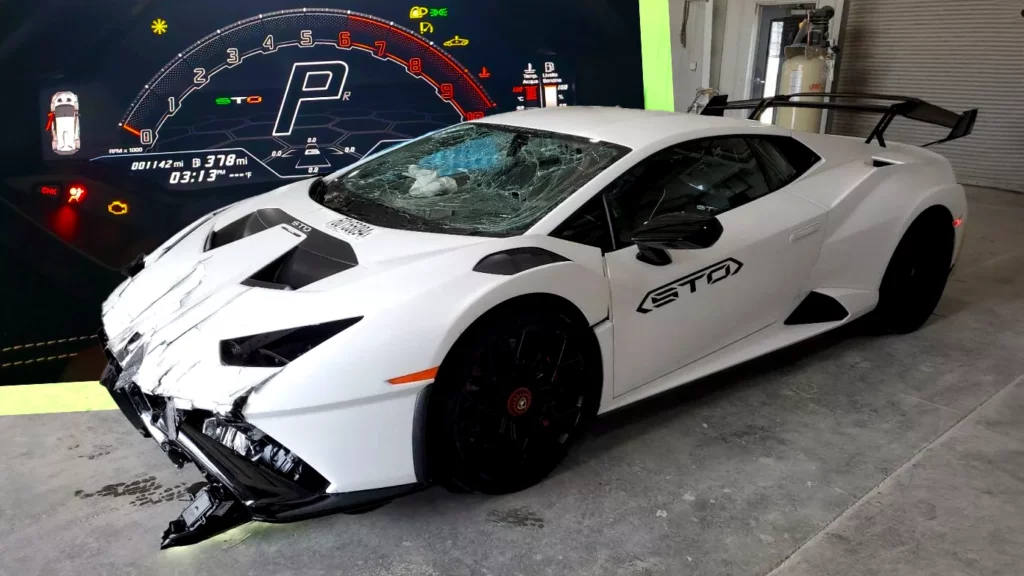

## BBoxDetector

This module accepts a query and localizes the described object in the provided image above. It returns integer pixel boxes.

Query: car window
[54,105,76,118]
[551,194,614,252]
[746,136,821,190]
[318,123,630,237]
[604,137,772,247]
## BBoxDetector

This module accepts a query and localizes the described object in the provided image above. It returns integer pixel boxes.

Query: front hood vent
[208,208,358,290]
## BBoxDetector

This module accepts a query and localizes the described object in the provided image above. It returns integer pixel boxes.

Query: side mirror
[631,212,723,266]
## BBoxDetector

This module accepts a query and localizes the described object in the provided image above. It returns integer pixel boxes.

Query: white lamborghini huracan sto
[97,94,976,547]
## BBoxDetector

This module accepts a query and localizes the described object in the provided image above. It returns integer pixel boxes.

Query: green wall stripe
[0,382,115,416]
[639,0,675,111]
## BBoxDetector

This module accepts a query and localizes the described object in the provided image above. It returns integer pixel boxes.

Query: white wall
[709,0,730,90]
[668,0,707,111]
[668,0,729,112]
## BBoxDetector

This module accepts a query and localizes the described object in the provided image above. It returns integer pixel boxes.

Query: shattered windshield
[318,123,629,236]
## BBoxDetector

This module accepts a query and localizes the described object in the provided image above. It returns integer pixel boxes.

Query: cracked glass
[318,123,630,237]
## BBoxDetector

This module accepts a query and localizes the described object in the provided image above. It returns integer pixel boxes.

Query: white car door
[599,136,827,396]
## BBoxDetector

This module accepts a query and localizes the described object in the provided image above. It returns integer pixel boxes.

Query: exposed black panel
[784,291,849,325]
[248,248,353,290]
[220,317,362,367]
[872,158,896,168]
[206,213,256,251]
[473,247,569,275]
[209,209,313,250]
[121,252,146,278]
[208,208,358,290]
[240,277,294,291]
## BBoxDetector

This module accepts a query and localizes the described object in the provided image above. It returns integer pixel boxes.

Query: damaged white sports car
[99,94,976,547]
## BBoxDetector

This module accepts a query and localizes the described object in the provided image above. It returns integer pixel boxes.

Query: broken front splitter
[98,341,424,549]
[161,483,252,549]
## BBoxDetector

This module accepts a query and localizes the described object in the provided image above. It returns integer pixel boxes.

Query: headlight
[219,317,361,367]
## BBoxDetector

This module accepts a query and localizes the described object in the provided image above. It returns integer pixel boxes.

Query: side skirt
[597,288,876,415]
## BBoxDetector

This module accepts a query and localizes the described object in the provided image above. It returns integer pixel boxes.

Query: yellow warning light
[108,201,129,215]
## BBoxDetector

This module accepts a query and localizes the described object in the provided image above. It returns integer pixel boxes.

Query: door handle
[790,222,821,243]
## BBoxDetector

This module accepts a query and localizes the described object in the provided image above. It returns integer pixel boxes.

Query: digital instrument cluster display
[34,1,644,191]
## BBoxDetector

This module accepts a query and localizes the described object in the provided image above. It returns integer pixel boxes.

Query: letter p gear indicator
[272,61,350,136]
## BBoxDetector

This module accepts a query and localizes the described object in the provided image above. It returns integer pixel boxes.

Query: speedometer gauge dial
[106,9,495,188]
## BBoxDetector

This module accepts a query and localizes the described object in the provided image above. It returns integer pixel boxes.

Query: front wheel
[429,302,601,495]
[873,211,954,334]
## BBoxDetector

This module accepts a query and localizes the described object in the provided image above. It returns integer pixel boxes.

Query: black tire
[428,300,601,495]
[874,210,954,334]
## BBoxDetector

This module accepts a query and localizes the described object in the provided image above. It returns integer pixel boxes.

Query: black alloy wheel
[430,302,600,495]
[874,210,954,334]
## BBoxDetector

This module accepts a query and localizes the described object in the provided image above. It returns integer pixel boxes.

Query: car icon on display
[50,91,80,155]
[443,35,469,47]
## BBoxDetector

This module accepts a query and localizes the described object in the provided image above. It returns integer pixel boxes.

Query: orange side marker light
[388,367,439,385]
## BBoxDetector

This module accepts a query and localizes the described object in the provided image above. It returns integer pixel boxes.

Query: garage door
[831,0,1023,192]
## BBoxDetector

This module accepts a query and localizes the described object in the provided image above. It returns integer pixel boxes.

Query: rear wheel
[429,301,601,494]
[874,210,954,334]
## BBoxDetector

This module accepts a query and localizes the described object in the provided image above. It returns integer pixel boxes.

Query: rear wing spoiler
[701,93,978,148]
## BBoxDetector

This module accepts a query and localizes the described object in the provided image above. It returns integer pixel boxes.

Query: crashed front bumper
[98,336,420,548]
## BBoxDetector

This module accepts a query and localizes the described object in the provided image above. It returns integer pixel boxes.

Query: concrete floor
[1,186,1022,576]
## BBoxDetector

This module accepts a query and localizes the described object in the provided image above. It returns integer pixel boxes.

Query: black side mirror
[631,212,723,266]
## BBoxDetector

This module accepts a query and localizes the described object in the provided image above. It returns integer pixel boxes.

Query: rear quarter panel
[788,134,966,293]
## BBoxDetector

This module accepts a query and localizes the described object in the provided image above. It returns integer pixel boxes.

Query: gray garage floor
[2,186,1022,576]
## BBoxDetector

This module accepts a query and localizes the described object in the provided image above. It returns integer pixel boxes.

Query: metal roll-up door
[831,0,1023,192]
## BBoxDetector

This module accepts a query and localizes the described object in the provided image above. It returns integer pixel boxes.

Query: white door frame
[718,0,845,129]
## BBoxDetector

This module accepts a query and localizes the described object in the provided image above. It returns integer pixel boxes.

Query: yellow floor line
[0,381,116,416]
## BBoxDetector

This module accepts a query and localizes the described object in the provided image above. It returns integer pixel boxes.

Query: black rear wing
[701,93,978,148]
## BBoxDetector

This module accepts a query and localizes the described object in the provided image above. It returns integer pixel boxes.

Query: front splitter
[161,482,252,549]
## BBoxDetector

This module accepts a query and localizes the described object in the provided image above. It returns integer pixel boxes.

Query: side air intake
[784,291,849,325]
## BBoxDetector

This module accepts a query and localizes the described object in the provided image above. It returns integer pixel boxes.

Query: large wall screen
[0,0,645,385]
[31,1,642,187]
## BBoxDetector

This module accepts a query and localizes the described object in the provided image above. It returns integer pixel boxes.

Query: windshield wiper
[309,176,328,203]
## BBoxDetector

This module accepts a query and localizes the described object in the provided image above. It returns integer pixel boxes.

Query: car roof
[473,106,774,148]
